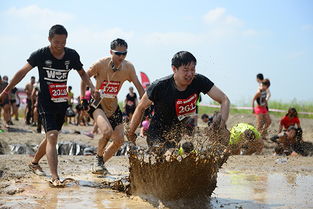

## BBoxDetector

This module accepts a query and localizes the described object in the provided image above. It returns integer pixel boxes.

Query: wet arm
[128,93,152,141]
[207,85,230,128]
[130,69,145,98]
[78,69,94,98]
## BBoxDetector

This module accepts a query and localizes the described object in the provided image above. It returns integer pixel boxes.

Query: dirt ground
[0,113,313,208]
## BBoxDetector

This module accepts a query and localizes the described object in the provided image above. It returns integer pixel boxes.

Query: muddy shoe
[28,162,46,176]
[92,164,109,175]
[49,178,65,188]
[91,155,109,175]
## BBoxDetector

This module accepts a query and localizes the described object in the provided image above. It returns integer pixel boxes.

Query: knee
[102,128,113,139]
[46,131,58,144]
[113,137,124,148]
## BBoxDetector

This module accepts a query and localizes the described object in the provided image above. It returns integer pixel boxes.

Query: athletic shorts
[254,106,268,114]
[38,102,67,132]
[125,105,136,116]
[0,98,10,107]
[88,105,123,130]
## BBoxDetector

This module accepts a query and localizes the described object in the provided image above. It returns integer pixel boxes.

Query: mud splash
[128,127,230,202]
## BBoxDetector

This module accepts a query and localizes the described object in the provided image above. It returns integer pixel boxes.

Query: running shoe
[91,155,109,175]
[28,162,46,176]
[49,178,65,188]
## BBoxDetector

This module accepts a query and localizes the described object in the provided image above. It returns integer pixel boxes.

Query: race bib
[175,94,198,121]
[99,81,121,98]
[48,83,68,103]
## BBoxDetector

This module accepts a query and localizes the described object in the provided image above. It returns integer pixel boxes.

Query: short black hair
[111,38,128,50]
[49,24,68,39]
[256,73,264,80]
[171,51,197,68]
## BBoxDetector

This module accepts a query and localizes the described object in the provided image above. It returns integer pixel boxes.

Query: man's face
[110,45,127,66]
[49,34,67,54]
[173,62,196,87]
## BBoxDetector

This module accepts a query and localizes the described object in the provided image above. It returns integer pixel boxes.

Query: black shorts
[88,105,123,130]
[38,102,67,132]
[26,98,32,108]
[0,98,10,107]
[125,105,136,116]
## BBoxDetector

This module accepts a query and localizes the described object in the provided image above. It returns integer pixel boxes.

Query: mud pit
[1,114,313,208]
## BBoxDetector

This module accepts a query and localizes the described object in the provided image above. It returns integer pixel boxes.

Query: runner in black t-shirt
[124,87,138,121]
[0,25,96,187]
[127,51,230,149]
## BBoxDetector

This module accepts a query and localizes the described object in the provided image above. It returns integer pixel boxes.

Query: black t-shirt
[126,93,137,107]
[147,74,214,136]
[27,46,83,106]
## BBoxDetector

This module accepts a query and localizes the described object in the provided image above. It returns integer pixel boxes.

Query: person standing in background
[25,76,36,125]
[124,86,138,122]
[252,79,271,139]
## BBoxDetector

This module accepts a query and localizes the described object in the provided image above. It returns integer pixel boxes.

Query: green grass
[199,100,313,119]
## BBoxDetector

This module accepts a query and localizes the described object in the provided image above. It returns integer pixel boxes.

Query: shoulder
[64,47,81,59]
[30,46,49,56]
[147,75,172,98]
[151,75,173,86]
[123,60,136,73]
[91,57,110,68]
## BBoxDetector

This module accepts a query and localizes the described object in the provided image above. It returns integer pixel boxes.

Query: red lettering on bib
[48,83,68,103]
[99,81,121,98]
[175,94,198,121]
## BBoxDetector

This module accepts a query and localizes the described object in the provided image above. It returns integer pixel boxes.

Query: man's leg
[3,104,11,125]
[93,109,113,156]
[45,130,59,180]
[26,99,32,124]
[92,109,113,174]
[103,124,124,163]
[32,137,47,164]
[28,134,47,176]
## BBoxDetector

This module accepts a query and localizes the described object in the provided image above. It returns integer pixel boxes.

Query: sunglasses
[112,50,127,56]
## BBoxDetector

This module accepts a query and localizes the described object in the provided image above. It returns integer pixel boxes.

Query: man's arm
[78,69,96,99]
[0,63,33,100]
[207,85,230,129]
[127,93,153,143]
[129,68,145,98]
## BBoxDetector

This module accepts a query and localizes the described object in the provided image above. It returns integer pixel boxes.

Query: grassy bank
[199,100,313,119]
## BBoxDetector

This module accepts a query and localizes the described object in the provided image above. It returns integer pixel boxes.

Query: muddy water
[2,171,313,208]
[212,171,313,209]
[0,171,313,209]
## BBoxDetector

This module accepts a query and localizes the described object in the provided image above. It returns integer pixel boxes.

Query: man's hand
[91,89,100,100]
[211,112,226,130]
[126,131,137,145]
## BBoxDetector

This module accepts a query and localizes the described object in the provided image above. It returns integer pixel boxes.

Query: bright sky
[0,0,312,105]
